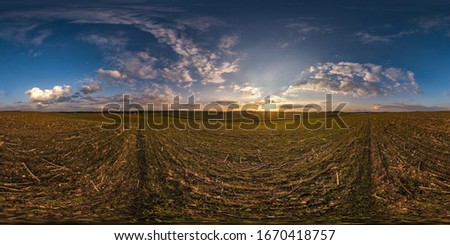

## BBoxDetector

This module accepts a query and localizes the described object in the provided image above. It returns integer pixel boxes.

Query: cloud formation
[176,16,225,31]
[0,22,51,46]
[417,16,450,34]
[219,34,238,50]
[355,30,416,44]
[30,29,52,46]
[0,6,241,85]
[372,103,448,112]
[142,83,177,102]
[80,33,127,50]
[24,82,179,110]
[233,84,262,99]
[286,22,333,40]
[141,23,239,83]
[81,84,103,94]
[25,85,72,104]
[97,68,125,80]
[211,100,239,106]
[284,62,420,97]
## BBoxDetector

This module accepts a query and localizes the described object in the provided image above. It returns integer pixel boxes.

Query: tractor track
[136,129,148,192]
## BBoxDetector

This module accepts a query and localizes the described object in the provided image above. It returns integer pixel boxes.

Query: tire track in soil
[132,128,149,220]
[348,115,375,222]
[136,129,148,192]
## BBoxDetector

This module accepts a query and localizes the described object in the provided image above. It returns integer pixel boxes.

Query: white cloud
[160,60,195,82]
[117,52,158,80]
[236,85,262,99]
[0,22,38,44]
[355,32,391,44]
[284,62,420,97]
[0,23,51,46]
[364,64,382,82]
[22,83,179,111]
[81,84,103,94]
[309,62,382,82]
[142,24,240,83]
[28,49,42,57]
[25,85,72,103]
[286,22,333,39]
[176,16,225,31]
[143,83,177,102]
[383,67,406,81]
[198,60,240,84]
[355,30,416,44]
[97,68,125,80]
[30,29,51,46]
[36,102,49,108]
[280,42,289,48]
[417,16,450,31]
[0,6,241,85]
[232,84,241,92]
[215,85,226,92]
[264,95,284,103]
[80,33,126,49]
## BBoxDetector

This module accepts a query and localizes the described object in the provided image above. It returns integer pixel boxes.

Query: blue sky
[0,0,449,111]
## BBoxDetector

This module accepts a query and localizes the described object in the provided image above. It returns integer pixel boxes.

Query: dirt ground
[0,112,449,223]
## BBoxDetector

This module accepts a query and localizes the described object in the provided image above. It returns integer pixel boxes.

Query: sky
[0,0,449,111]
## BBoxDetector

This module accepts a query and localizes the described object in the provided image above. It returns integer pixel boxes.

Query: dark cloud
[55,96,72,103]
[71,92,82,98]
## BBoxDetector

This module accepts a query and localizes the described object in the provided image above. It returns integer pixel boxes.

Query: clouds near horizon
[25,85,72,106]
[284,62,420,97]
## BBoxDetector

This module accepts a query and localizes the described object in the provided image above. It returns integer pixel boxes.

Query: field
[0,112,449,224]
